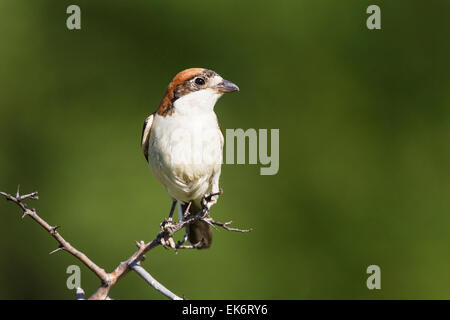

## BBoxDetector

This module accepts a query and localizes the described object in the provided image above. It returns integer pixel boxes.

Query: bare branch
[1,187,251,300]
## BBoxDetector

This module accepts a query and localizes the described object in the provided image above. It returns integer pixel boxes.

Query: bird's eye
[195,77,205,86]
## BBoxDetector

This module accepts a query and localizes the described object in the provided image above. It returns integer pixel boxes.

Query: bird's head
[157,68,239,116]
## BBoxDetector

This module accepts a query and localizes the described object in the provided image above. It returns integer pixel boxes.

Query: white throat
[173,88,223,115]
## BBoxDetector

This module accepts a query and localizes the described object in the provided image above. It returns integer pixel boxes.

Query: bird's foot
[160,236,176,250]
[160,217,176,230]
[159,218,177,250]
[176,238,205,250]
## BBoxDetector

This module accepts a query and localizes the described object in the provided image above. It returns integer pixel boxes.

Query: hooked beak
[215,80,239,93]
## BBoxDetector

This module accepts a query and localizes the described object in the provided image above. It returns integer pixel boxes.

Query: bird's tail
[181,202,212,249]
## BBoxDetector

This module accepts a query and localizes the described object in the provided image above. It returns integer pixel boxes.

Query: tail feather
[181,202,212,249]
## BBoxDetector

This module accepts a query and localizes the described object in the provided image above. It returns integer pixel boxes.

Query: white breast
[148,110,223,203]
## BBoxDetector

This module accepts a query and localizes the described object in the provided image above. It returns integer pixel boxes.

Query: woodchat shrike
[141,68,239,249]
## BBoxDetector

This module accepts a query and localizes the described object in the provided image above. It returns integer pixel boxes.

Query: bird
[141,68,239,249]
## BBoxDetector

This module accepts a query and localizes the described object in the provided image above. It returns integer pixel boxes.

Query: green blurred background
[1,0,449,299]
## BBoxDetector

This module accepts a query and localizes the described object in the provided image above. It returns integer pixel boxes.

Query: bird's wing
[141,113,155,162]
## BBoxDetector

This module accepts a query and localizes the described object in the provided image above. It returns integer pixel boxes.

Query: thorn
[50,226,60,235]
[183,202,192,217]
[16,184,20,198]
[21,211,31,219]
[135,240,145,249]
[49,245,64,255]
[29,192,39,200]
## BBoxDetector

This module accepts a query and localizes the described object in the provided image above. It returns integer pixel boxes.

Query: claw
[160,235,177,251]
[176,238,205,250]
[167,237,176,250]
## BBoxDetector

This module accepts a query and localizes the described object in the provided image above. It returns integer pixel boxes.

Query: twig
[209,220,252,233]
[130,262,183,300]
[0,186,110,284]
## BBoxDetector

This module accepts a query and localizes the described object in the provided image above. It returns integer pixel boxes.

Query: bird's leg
[175,202,191,247]
[160,201,194,251]
[168,199,177,220]
[159,200,179,250]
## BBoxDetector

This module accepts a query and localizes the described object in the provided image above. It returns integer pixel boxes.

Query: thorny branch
[0,185,251,300]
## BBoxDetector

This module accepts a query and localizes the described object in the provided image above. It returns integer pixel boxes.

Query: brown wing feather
[141,113,154,162]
